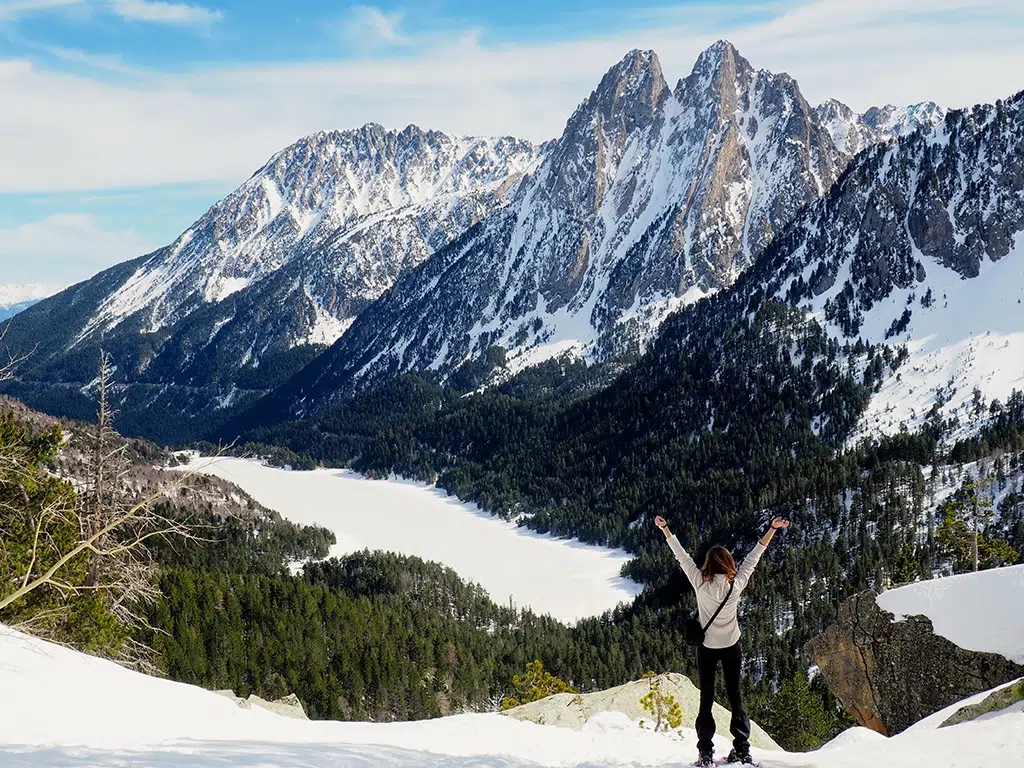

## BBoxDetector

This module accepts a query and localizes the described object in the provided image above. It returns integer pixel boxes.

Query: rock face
[758,91,1024,337]
[501,672,779,750]
[805,590,1024,736]
[939,680,1024,728]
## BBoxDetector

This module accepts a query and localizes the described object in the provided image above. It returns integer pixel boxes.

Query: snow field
[2,626,1022,768]
[187,456,642,623]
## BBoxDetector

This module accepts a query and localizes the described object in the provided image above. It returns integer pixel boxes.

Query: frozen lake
[189,457,642,623]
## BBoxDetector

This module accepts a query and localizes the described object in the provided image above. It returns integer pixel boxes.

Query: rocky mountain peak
[678,39,754,101]
[816,99,946,159]
[561,49,668,146]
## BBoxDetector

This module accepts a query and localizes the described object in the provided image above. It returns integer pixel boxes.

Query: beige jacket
[667,534,766,649]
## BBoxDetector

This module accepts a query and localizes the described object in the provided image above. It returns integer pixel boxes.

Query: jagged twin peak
[281,41,851,406]
[77,125,539,352]
[816,99,946,159]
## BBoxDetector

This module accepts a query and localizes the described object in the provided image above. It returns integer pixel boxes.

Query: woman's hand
[760,517,790,546]
[654,515,668,529]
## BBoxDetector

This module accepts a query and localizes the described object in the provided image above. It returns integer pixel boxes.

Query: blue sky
[1,0,1023,287]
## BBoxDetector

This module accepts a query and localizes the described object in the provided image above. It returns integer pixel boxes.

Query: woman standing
[654,514,790,767]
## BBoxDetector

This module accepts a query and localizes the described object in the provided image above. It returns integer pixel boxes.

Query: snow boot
[724,747,758,766]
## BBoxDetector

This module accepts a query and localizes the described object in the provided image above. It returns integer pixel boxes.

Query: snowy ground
[1,626,1021,768]
[187,456,642,623]
[876,564,1024,663]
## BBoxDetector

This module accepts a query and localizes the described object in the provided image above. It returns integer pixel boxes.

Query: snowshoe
[694,754,716,768]
[724,748,759,766]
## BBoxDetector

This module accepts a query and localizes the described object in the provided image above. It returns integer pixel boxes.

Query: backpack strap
[702,579,735,633]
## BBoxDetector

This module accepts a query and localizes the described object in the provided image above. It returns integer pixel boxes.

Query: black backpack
[684,580,734,646]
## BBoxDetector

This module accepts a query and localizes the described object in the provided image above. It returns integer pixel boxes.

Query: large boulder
[501,672,779,750]
[805,590,1024,736]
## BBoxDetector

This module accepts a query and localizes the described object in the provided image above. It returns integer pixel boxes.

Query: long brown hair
[701,546,737,583]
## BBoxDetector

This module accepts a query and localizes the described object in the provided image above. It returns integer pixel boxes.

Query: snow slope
[2,625,1022,768]
[188,456,641,623]
[876,565,1024,664]
[753,90,1024,442]
[849,234,1024,442]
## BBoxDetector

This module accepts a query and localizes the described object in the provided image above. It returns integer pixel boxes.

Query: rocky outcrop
[939,679,1024,728]
[501,672,779,750]
[805,590,1024,736]
[215,690,309,720]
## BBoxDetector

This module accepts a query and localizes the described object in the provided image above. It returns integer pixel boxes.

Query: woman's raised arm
[654,515,701,587]
[734,517,790,589]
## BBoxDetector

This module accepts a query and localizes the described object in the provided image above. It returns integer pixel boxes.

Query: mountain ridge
[256,40,859,416]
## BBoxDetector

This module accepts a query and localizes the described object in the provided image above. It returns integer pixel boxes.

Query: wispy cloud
[0,213,153,283]
[0,0,82,21]
[45,45,141,75]
[106,0,220,25]
[340,5,407,48]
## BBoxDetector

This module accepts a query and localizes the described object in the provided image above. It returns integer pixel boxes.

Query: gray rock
[501,672,779,750]
[939,679,1024,728]
[805,590,1024,735]
[269,40,868,411]
[213,689,308,720]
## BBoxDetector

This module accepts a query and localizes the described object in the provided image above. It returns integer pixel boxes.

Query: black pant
[695,641,750,756]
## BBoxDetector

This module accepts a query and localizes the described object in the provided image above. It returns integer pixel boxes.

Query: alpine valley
[3,33,1024,764]
[0,41,949,441]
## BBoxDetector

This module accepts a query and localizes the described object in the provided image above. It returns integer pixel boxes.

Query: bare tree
[0,351,215,655]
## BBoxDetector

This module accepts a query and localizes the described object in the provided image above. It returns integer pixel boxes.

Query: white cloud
[106,0,220,25]
[0,0,1022,193]
[341,5,406,47]
[0,214,154,283]
[0,0,81,20]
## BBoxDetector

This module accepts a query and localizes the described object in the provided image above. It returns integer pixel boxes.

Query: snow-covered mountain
[0,126,538,412]
[733,89,1024,441]
[0,40,965,439]
[0,284,60,322]
[264,41,862,411]
[816,99,946,160]
[77,126,539,351]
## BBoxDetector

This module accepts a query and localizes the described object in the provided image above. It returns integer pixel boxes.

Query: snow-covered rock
[807,567,1024,735]
[816,99,945,160]
[876,564,1024,664]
